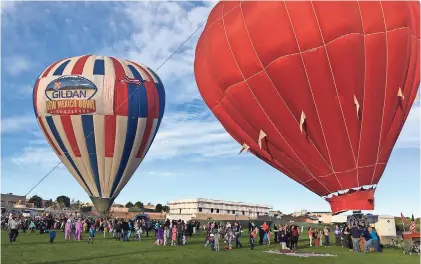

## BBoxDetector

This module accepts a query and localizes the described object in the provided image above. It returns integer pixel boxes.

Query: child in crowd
[214,231,220,251]
[250,227,257,250]
[88,226,95,244]
[163,226,169,246]
[49,229,56,243]
[209,234,215,251]
[171,224,177,246]
[135,223,142,241]
[103,224,108,239]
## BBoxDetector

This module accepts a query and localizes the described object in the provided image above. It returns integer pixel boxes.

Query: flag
[401,212,406,226]
[410,214,416,233]
[120,76,142,86]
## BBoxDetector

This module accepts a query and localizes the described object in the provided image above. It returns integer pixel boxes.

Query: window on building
[242,211,245,215]
[179,209,182,214]
[211,208,214,213]
[232,210,235,215]
[216,209,220,213]
[257,212,259,216]
[227,210,230,214]
[198,207,202,212]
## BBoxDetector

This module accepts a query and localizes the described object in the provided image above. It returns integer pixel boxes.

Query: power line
[25,21,205,197]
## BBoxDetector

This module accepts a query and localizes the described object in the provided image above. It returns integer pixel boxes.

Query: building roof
[191,213,255,221]
[168,198,272,209]
[1,193,26,202]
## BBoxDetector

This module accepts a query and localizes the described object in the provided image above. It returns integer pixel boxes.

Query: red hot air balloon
[33,55,165,213]
[194,1,420,214]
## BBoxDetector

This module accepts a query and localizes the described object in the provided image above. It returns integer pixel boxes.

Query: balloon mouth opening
[89,197,115,214]
[324,186,376,215]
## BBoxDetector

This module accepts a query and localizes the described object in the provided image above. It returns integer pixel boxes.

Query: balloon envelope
[33,55,165,213]
[194,1,419,214]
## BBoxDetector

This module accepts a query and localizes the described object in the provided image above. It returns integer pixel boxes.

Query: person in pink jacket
[65,220,72,240]
[74,219,82,241]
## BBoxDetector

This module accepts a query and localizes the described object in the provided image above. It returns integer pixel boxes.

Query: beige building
[167,198,272,221]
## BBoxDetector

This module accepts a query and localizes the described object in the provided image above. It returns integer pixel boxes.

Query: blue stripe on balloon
[81,115,102,197]
[52,60,71,76]
[128,64,148,118]
[93,59,105,75]
[45,116,93,196]
[109,78,141,197]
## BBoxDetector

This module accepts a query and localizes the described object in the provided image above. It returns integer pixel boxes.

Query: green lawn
[1,231,418,264]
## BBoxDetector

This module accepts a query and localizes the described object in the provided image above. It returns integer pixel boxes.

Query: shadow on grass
[31,248,165,264]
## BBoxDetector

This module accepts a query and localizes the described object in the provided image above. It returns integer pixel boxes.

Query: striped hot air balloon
[33,55,165,213]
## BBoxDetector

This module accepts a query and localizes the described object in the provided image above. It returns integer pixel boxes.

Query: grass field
[1,230,419,264]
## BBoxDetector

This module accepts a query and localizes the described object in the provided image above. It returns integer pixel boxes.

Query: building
[1,193,27,209]
[167,198,272,221]
[309,211,332,224]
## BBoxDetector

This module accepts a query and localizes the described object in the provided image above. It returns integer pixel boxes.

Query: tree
[134,201,144,209]
[56,196,71,207]
[162,205,170,213]
[147,202,152,206]
[28,195,43,208]
[125,202,134,208]
[155,203,163,212]
[45,199,54,207]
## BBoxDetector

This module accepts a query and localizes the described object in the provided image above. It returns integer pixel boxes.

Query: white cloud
[1,1,17,12]
[3,55,32,76]
[1,115,36,134]
[10,147,60,167]
[100,1,217,104]
[145,110,241,161]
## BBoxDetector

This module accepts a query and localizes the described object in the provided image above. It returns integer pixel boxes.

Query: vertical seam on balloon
[377,34,418,160]
[282,1,339,193]
[222,3,331,194]
[70,116,98,197]
[370,2,389,185]
[310,2,356,190]
[355,1,366,188]
[239,2,334,175]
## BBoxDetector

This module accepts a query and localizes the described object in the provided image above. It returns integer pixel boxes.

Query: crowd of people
[1,211,382,254]
[307,224,381,253]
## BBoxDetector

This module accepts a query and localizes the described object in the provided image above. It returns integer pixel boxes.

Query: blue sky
[1,1,419,216]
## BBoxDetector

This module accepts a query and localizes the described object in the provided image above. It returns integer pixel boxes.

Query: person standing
[334,225,341,246]
[258,226,264,245]
[274,224,278,243]
[234,222,243,248]
[343,225,353,251]
[363,227,373,253]
[250,227,258,250]
[279,226,287,249]
[369,227,380,252]
[8,216,20,242]
[308,227,313,247]
[350,224,361,252]
[177,220,183,246]
[323,226,330,247]
[291,225,299,249]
